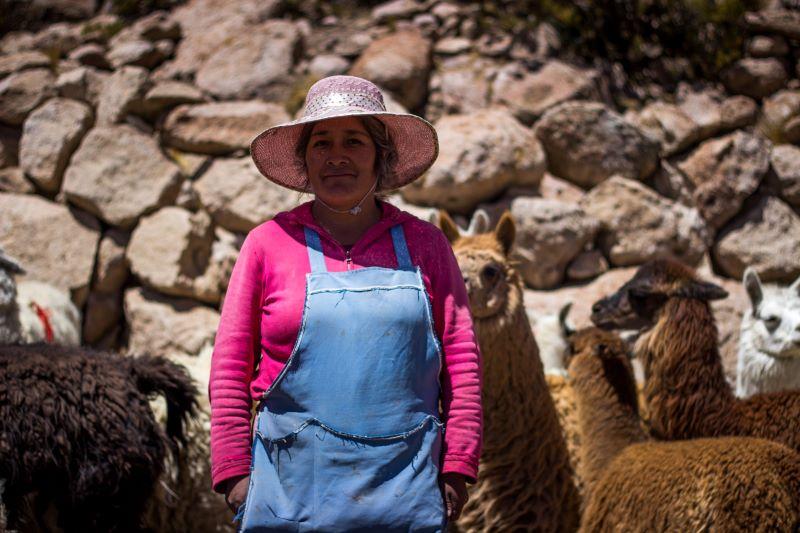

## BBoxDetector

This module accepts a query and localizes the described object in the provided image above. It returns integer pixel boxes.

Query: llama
[532,303,574,377]
[0,248,82,345]
[591,259,800,453]
[568,326,800,532]
[141,343,232,533]
[736,268,800,397]
[0,343,198,532]
[439,210,580,532]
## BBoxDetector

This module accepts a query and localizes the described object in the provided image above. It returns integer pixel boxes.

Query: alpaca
[568,326,800,532]
[532,303,574,377]
[142,343,233,533]
[0,343,198,532]
[736,268,800,397]
[591,259,800,453]
[439,210,580,532]
[0,248,82,346]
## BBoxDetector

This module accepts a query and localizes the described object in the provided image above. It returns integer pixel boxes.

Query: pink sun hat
[249,75,439,193]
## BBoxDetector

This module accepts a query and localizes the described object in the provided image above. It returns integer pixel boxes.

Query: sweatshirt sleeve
[209,231,264,494]
[425,229,483,483]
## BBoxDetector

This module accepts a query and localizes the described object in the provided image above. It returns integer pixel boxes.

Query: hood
[275,199,416,251]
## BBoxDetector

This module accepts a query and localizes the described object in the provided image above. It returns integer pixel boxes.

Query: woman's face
[305,116,377,209]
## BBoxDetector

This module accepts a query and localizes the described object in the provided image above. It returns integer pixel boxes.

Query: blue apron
[236,225,446,532]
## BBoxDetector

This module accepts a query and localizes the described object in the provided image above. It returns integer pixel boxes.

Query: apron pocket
[312,419,446,532]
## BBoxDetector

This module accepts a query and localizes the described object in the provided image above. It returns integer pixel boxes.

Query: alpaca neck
[572,357,646,497]
[475,298,550,432]
[641,297,734,439]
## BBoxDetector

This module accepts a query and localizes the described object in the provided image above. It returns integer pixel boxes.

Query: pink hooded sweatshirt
[209,199,483,493]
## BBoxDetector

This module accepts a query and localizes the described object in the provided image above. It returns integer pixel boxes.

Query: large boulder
[93,228,130,295]
[0,193,99,306]
[124,286,220,360]
[491,61,599,125]
[155,0,282,80]
[95,66,150,125]
[127,206,227,304]
[721,58,787,99]
[0,167,34,194]
[534,101,659,189]
[140,80,205,117]
[194,157,299,232]
[713,196,800,283]
[581,176,709,267]
[54,66,109,107]
[678,131,770,229]
[745,9,800,41]
[761,90,800,144]
[677,91,757,140]
[195,20,302,101]
[401,108,546,214]
[19,97,93,193]
[162,101,289,155]
[0,68,56,126]
[626,101,702,156]
[62,125,182,229]
[508,197,599,289]
[426,55,495,119]
[770,144,800,207]
[0,51,50,78]
[349,29,432,110]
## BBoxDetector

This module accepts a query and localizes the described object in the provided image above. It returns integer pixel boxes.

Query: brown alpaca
[569,327,800,532]
[591,259,800,452]
[439,210,580,532]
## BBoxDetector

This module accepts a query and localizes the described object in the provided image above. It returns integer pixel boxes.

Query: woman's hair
[294,116,398,194]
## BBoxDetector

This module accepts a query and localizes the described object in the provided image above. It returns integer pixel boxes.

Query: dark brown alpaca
[0,343,198,532]
[439,210,580,533]
[591,259,800,452]
[568,326,800,532]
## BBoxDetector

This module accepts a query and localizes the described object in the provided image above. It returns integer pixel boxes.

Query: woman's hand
[440,472,469,522]
[224,475,250,513]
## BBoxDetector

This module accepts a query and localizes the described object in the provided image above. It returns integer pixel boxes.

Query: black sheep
[0,343,198,532]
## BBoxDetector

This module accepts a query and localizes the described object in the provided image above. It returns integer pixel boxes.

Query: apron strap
[304,228,327,273]
[391,225,413,270]
[305,225,412,272]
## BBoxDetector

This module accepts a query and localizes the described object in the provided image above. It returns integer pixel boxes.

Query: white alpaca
[0,248,82,346]
[530,302,573,376]
[736,268,800,398]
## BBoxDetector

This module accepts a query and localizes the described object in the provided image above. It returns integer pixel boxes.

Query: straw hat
[249,75,439,192]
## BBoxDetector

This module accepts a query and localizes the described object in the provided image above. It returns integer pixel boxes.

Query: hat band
[303,91,386,117]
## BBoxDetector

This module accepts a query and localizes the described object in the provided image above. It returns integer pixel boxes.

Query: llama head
[438,209,520,321]
[741,268,800,359]
[566,327,638,411]
[590,258,728,330]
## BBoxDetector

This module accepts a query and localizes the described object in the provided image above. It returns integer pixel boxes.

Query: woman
[209,75,482,532]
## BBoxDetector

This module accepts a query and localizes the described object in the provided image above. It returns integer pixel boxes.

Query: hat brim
[250,108,439,193]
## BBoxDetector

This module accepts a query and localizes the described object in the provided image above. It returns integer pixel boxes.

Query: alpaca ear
[0,248,25,275]
[494,211,515,256]
[789,273,800,298]
[559,302,574,338]
[438,210,461,244]
[467,209,490,235]
[743,267,763,309]
[689,280,729,301]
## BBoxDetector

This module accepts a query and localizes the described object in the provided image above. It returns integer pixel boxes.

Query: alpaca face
[591,259,727,330]
[453,247,512,319]
[742,269,800,359]
[438,210,518,321]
